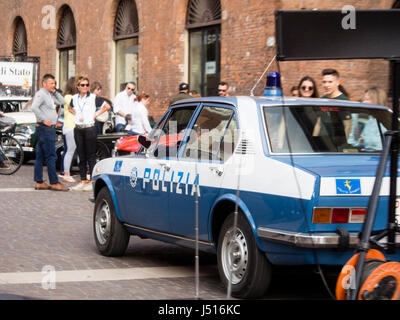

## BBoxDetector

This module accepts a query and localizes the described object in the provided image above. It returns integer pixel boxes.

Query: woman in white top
[60,77,77,183]
[126,93,152,135]
[68,75,110,191]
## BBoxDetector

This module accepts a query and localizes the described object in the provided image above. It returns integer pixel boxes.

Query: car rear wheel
[93,187,130,256]
[217,212,271,298]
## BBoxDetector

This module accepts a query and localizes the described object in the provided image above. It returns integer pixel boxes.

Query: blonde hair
[75,74,90,88]
[365,87,388,106]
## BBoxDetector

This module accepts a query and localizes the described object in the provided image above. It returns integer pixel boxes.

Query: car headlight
[55,133,64,144]
[15,124,35,136]
[13,134,29,145]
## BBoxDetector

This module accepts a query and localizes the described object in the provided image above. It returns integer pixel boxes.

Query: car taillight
[349,208,367,223]
[312,208,331,223]
[312,207,366,224]
[331,208,349,223]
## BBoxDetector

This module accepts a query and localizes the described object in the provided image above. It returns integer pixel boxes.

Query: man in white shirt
[113,82,136,132]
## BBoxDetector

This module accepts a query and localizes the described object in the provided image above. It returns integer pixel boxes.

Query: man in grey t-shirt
[31,74,69,191]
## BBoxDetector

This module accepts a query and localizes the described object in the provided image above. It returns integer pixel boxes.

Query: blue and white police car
[92,95,400,298]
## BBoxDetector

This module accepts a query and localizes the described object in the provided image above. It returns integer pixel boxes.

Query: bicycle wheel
[0,136,24,175]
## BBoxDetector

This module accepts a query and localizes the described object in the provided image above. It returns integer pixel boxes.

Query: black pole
[387,60,400,254]
[349,60,400,299]
[349,132,393,300]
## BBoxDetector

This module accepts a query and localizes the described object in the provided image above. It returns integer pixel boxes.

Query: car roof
[170,95,390,110]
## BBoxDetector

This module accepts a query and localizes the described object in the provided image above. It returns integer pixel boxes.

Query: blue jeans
[95,121,104,135]
[115,123,125,132]
[34,125,58,185]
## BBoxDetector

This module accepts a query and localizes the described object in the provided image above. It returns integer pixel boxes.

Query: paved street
[0,163,338,301]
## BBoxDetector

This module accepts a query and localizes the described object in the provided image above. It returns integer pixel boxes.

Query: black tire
[217,212,271,298]
[0,136,24,175]
[96,141,110,162]
[93,187,130,256]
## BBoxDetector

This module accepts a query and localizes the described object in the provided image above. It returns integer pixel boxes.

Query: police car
[91,94,400,298]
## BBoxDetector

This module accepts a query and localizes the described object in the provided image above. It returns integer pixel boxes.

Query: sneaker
[0,162,10,170]
[82,183,93,192]
[62,175,76,183]
[71,182,85,191]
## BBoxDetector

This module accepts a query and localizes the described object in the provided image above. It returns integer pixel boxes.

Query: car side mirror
[138,135,151,149]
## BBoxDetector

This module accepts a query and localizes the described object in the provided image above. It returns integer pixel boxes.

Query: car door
[121,105,198,233]
[167,103,239,242]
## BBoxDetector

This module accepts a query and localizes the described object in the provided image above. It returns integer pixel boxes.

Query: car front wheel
[217,212,271,298]
[93,187,130,256]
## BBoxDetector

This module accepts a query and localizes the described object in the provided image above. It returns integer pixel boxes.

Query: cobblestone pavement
[0,163,337,301]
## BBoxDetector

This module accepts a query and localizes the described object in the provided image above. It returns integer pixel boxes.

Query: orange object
[358,261,400,300]
[117,132,186,153]
[312,208,331,223]
[117,135,141,153]
[335,249,386,300]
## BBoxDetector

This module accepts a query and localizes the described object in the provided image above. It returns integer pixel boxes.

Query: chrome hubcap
[221,227,248,285]
[95,200,111,245]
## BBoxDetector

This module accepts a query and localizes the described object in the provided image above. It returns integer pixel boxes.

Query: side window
[147,106,197,158]
[183,106,237,161]
[218,115,238,161]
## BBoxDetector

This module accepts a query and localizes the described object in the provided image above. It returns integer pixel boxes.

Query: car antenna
[250,55,276,96]
[275,61,336,300]
[227,132,243,299]
[194,124,200,300]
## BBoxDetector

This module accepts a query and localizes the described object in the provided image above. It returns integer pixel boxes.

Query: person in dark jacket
[170,83,192,105]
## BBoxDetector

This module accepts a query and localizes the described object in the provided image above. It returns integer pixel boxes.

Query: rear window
[263,105,391,153]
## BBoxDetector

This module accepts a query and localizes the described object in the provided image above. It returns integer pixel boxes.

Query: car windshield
[263,105,392,153]
[0,101,23,113]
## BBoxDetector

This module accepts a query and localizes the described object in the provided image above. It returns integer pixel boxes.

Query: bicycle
[0,117,24,175]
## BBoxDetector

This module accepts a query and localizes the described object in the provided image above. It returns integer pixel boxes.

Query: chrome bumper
[257,227,359,248]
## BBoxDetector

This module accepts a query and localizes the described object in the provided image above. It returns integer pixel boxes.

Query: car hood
[5,111,37,124]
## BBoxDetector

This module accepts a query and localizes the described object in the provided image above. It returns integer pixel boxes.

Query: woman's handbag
[96,111,109,123]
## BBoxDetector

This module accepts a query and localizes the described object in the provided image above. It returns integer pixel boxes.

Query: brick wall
[0,0,396,121]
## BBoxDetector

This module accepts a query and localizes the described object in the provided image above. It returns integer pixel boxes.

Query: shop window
[114,0,139,93]
[57,6,76,93]
[186,0,221,97]
[13,17,28,57]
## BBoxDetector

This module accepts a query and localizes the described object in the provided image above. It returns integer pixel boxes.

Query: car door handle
[209,166,224,176]
[159,162,171,171]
